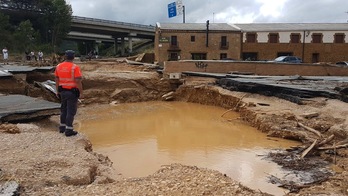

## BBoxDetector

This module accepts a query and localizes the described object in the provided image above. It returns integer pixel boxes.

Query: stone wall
[163,60,348,76]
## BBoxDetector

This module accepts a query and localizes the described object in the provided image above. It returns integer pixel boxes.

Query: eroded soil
[1,59,348,195]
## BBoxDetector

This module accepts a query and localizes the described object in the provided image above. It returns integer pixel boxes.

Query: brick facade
[242,33,348,63]
[155,23,348,65]
[155,24,241,66]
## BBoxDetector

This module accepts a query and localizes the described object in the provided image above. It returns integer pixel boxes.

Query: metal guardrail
[72,16,155,31]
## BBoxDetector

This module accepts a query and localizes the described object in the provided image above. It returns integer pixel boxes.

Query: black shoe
[65,130,78,137]
[59,126,65,133]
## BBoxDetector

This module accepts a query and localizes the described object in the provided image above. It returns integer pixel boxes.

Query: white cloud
[213,9,255,23]
[87,3,95,8]
[257,0,287,18]
[68,0,348,24]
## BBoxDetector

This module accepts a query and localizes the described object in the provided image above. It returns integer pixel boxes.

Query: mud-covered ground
[1,59,348,195]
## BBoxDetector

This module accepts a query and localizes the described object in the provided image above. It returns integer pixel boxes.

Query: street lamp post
[183,5,185,23]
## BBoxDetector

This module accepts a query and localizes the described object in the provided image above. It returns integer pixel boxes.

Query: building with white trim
[155,23,348,65]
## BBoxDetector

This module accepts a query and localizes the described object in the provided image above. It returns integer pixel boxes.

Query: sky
[67,0,348,25]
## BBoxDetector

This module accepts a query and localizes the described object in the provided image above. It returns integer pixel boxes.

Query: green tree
[0,0,40,11]
[0,12,11,49]
[0,0,73,52]
[13,20,40,52]
[44,0,72,52]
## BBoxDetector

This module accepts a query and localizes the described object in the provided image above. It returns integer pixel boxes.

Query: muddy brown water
[79,101,300,196]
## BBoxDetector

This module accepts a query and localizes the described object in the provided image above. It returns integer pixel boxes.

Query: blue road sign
[168,2,177,18]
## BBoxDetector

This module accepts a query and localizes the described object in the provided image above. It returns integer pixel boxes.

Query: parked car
[336,61,348,66]
[271,56,302,63]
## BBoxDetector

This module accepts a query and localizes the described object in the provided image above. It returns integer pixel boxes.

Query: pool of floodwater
[79,101,300,196]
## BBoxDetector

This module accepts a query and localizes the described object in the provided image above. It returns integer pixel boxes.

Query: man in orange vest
[55,50,83,137]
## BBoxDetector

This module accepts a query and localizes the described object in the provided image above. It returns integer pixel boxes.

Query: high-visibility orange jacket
[55,62,82,89]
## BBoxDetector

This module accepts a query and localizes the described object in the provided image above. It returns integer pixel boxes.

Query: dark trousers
[60,90,78,129]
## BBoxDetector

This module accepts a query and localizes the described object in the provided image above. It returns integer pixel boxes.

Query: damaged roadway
[0,94,60,123]
[1,60,348,195]
[183,71,348,104]
[0,64,59,123]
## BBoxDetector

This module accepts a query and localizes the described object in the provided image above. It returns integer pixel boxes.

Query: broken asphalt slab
[218,75,348,104]
[0,64,54,77]
[0,70,12,77]
[181,71,348,104]
[0,95,60,123]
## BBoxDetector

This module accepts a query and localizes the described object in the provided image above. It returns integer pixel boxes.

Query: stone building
[154,22,242,65]
[155,22,348,64]
[236,23,348,63]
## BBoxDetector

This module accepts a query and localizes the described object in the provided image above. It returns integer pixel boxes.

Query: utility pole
[302,31,306,62]
[206,20,209,47]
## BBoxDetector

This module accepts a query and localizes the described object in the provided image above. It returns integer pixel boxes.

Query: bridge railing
[72,16,155,31]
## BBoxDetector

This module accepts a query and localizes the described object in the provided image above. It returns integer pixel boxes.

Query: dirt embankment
[1,60,348,195]
[174,80,348,195]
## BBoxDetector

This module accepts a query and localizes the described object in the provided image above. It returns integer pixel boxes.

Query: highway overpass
[68,16,156,55]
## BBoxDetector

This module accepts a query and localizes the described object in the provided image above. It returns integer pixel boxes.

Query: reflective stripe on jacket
[55,62,82,89]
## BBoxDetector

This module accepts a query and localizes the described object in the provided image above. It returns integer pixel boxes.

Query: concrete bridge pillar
[94,44,99,58]
[128,37,133,54]
[114,37,118,55]
[121,37,125,56]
